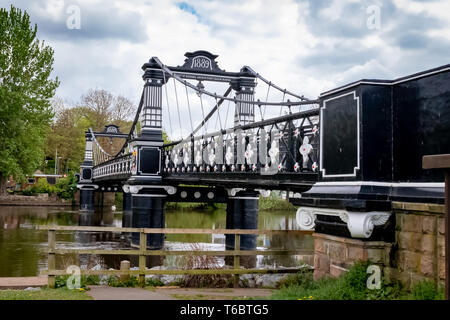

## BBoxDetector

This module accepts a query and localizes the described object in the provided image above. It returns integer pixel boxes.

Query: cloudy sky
[2,0,450,138]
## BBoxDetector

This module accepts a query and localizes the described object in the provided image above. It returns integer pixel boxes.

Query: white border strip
[320,91,360,178]
[314,181,444,188]
[130,194,167,197]
[320,67,450,97]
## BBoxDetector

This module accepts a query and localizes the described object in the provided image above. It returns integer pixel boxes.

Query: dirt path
[86,286,274,300]
[0,276,48,289]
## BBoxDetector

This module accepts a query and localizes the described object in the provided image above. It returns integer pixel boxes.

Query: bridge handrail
[92,152,132,169]
[162,107,319,148]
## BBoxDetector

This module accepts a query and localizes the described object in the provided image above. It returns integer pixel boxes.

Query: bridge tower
[227,72,259,253]
[124,57,168,249]
[78,131,98,211]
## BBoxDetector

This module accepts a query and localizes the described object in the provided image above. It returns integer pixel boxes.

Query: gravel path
[86,286,274,300]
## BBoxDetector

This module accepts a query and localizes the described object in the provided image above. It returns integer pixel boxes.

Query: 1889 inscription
[191,56,212,70]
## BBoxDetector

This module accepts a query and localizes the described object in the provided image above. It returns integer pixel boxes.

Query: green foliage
[259,194,296,211]
[145,277,164,287]
[411,280,445,300]
[166,202,211,210]
[54,275,100,289]
[0,5,59,186]
[106,275,140,287]
[54,172,77,199]
[115,192,123,207]
[366,280,403,300]
[278,268,315,289]
[271,261,444,300]
[0,288,92,300]
[30,178,54,194]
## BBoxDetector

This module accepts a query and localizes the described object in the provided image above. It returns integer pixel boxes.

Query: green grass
[271,261,445,300]
[0,288,92,300]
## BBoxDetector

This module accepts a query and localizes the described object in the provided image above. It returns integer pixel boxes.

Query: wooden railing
[38,225,313,288]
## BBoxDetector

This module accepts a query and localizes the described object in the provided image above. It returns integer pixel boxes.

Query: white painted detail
[320,91,360,178]
[346,211,391,238]
[296,207,317,230]
[163,186,177,195]
[227,188,246,197]
[314,181,445,188]
[194,191,201,199]
[256,189,271,198]
[295,206,390,238]
[207,192,214,199]
[180,191,188,198]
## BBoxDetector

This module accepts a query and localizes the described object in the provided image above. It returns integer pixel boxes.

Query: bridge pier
[225,190,259,251]
[131,191,166,249]
[79,188,95,212]
[121,191,133,239]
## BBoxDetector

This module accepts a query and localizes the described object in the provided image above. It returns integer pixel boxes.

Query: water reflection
[0,206,313,277]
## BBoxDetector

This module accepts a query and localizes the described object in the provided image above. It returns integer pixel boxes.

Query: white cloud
[2,0,449,139]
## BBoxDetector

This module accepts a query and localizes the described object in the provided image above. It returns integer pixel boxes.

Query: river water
[0,206,313,277]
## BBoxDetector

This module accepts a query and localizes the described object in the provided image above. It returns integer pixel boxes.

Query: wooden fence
[38,225,313,288]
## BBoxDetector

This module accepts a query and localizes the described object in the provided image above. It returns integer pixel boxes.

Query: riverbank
[166,196,296,212]
[0,194,74,206]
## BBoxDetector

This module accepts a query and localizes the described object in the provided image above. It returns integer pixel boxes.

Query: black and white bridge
[77,50,450,250]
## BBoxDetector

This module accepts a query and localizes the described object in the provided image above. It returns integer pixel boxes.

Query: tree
[45,89,136,172]
[79,89,135,131]
[45,103,93,173]
[0,6,59,193]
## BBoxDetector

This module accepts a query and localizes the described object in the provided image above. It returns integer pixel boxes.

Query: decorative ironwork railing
[162,108,319,176]
[92,153,132,179]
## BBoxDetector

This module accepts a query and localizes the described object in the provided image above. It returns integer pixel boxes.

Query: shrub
[106,275,140,287]
[145,278,164,287]
[54,275,99,289]
[54,172,77,199]
[179,243,231,288]
[278,268,315,289]
[36,178,54,194]
[258,194,295,211]
[411,280,445,300]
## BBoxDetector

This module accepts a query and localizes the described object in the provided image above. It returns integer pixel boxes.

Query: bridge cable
[242,65,311,102]
[224,98,231,129]
[152,57,318,107]
[198,92,207,135]
[172,77,184,140]
[114,90,144,157]
[279,90,287,117]
[186,86,232,140]
[262,84,271,120]
[214,95,223,130]
[162,71,174,139]
[184,83,195,134]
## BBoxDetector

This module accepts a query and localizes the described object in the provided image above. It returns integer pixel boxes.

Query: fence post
[48,229,56,289]
[139,231,147,286]
[234,233,240,288]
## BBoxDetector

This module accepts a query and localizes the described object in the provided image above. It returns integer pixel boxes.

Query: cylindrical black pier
[225,190,259,250]
[123,192,132,213]
[131,193,166,249]
[80,188,95,211]
[122,192,133,240]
